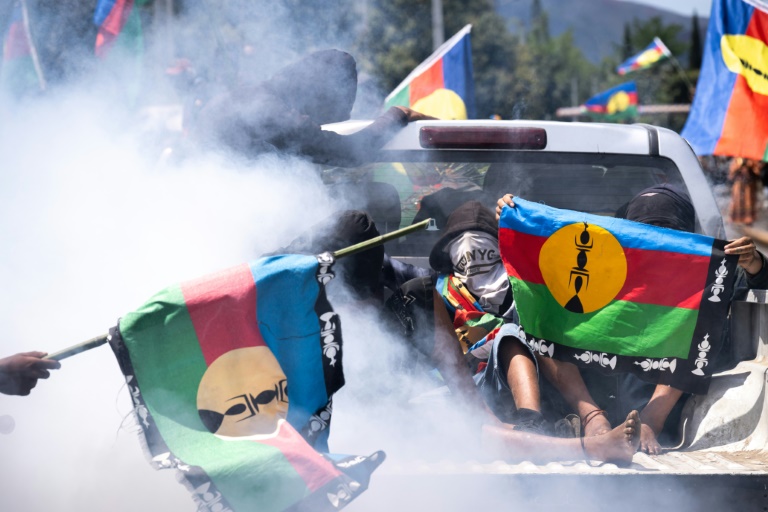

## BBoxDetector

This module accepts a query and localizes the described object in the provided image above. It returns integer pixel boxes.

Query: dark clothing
[615,183,696,232]
[193,50,409,166]
[428,200,498,274]
[279,210,385,300]
[412,187,491,232]
[279,210,435,301]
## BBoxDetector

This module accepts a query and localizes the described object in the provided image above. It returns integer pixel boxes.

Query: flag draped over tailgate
[109,254,383,512]
[499,199,738,394]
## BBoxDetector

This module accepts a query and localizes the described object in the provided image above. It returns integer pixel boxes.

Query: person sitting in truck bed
[496,185,768,454]
[420,200,549,433]
[281,208,642,463]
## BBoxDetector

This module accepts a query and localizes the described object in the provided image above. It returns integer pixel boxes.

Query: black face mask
[619,184,696,232]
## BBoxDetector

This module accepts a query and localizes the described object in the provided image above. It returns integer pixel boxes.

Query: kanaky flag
[109,254,383,511]
[582,81,638,120]
[499,199,738,394]
[682,0,768,160]
[385,24,476,120]
[616,37,671,75]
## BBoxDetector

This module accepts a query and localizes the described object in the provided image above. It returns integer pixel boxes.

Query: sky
[622,0,713,16]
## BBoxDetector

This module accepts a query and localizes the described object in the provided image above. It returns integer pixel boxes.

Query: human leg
[482,410,640,464]
[498,336,540,413]
[537,357,611,437]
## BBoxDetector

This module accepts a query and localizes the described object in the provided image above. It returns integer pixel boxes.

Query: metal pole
[45,335,109,361]
[431,0,444,50]
[19,0,46,91]
[333,218,433,259]
[42,219,433,361]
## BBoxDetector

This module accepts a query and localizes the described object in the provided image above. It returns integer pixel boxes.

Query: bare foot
[583,410,611,437]
[583,410,640,465]
[639,423,661,455]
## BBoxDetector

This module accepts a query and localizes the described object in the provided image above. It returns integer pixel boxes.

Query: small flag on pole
[384,24,476,120]
[109,254,383,511]
[498,198,737,394]
[582,81,638,120]
[616,37,671,75]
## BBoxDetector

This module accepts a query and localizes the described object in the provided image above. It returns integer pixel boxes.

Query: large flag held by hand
[499,199,738,394]
[682,0,768,160]
[385,24,476,120]
[582,81,638,121]
[109,254,383,512]
[616,37,671,75]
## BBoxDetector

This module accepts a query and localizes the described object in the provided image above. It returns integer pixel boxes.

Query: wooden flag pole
[44,218,435,361]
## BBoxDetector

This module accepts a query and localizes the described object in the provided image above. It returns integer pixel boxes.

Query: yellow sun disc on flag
[606,91,631,114]
[721,34,768,96]
[412,88,468,120]
[539,222,627,314]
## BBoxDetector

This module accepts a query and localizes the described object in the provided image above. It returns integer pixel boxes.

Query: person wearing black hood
[496,185,768,455]
[192,49,432,166]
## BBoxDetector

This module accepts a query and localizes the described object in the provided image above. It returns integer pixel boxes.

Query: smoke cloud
[0,3,460,510]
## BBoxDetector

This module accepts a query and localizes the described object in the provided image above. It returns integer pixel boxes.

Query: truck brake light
[419,127,547,150]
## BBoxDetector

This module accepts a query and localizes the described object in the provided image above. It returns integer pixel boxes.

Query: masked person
[0,351,61,396]
[193,49,432,166]
[421,200,548,433]
[496,185,768,454]
[280,208,642,464]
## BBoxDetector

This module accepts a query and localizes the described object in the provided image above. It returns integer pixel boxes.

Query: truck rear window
[322,152,686,259]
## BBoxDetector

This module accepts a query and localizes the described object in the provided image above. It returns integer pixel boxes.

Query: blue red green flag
[682,0,768,160]
[582,81,638,120]
[93,0,148,58]
[499,199,738,394]
[384,24,476,120]
[616,37,671,75]
[109,254,383,511]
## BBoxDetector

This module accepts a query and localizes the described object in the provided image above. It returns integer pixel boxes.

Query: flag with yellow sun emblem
[582,81,638,121]
[109,254,383,512]
[499,199,738,395]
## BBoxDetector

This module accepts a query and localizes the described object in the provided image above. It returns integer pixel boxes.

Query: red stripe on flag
[95,0,134,57]
[409,58,444,104]
[499,228,546,283]
[615,248,708,308]
[259,422,342,492]
[501,227,711,309]
[181,263,266,366]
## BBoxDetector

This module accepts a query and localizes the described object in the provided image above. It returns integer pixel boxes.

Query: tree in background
[689,12,703,71]
[621,22,634,61]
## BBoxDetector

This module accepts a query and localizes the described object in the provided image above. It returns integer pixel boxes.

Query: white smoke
[0,81,339,510]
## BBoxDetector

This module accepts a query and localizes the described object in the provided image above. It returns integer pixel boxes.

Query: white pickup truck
[324,120,768,511]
